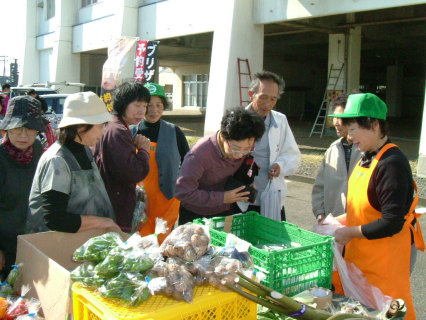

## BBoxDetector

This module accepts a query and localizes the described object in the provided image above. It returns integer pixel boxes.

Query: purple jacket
[175,133,244,215]
[94,116,149,231]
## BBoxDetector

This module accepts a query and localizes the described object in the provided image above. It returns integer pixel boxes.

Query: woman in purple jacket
[94,82,151,232]
[175,108,265,224]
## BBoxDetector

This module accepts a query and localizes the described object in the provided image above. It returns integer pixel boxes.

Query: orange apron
[138,142,180,244]
[334,143,424,320]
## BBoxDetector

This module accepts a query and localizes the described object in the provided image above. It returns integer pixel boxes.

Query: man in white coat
[311,93,362,223]
[245,71,301,221]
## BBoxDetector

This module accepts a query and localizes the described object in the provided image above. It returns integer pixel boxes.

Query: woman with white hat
[26,92,119,233]
[0,95,45,279]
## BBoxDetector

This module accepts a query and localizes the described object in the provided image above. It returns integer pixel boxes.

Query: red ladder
[237,58,252,106]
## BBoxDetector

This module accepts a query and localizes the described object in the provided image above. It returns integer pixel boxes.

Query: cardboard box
[15,229,129,320]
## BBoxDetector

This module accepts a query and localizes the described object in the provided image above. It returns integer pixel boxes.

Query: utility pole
[0,56,7,77]
[0,56,8,85]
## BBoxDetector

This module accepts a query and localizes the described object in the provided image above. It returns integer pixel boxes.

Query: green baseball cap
[329,93,387,120]
[144,83,166,99]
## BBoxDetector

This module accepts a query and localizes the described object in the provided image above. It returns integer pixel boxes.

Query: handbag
[224,155,259,203]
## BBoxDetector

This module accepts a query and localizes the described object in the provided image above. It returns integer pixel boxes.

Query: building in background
[0,58,19,86]
[19,0,426,176]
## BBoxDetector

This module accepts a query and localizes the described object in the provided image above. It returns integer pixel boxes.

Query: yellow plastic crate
[72,282,257,320]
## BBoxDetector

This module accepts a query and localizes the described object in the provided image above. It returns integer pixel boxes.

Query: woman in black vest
[0,96,45,279]
[137,83,189,242]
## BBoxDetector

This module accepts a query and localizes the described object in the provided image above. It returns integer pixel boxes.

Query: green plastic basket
[195,212,334,296]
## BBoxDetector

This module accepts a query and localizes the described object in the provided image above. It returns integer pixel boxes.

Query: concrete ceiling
[156,4,426,69]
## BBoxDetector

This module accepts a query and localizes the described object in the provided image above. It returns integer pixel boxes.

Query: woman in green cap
[0,96,45,279]
[330,93,424,319]
[137,83,189,242]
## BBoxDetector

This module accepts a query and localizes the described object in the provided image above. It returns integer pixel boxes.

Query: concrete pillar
[21,0,39,85]
[324,30,360,134]
[328,34,346,92]
[115,0,139,37]
[417,87,426,178]
[386,65,403,118]
[346,26,361,93]
[324,34,346,132]
[204,0,264,136]
[50,0,80,93]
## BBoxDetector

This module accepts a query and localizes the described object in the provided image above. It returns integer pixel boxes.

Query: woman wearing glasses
[175,107,265,224]
[137,83,189,241]
[0,96,45,279]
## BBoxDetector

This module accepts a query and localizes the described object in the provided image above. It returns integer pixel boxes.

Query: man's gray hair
[249,71,285,96]
[330,92,349,111]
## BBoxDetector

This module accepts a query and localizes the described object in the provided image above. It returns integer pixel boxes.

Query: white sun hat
[58,91,113,128]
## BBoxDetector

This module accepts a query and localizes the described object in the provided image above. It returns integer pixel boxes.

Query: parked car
[40,93,70,129]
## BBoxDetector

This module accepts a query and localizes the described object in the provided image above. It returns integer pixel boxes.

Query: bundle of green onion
[225,272,406,320]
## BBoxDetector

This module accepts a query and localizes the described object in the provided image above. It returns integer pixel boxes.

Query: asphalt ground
[285,177,426,319]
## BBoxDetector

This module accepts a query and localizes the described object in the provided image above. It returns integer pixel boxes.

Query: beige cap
[58,91,113,128]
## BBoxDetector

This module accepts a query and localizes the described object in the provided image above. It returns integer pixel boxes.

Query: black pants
[245,204,286,221]
[178,204,240,225]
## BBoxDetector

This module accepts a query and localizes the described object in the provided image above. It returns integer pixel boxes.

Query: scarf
[2,136,34,164]
[44,123,56,148]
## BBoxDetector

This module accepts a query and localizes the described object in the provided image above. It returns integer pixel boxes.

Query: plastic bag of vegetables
[160,223,210,262]
[148,261,195,302]
[6,263,23,287]
[131,186,148,233]
[73,232,124,263]
[0,282,14,298]
[71,262,109,288]
[127,217,168,251]
[14,298,42,320]
[94,246,158,277]
[167,256,212,286]
[97,272,152,306]
[121,249,157,273]
[0,263,24,298]
[202,256,244,291]
[4,285,30,320]
[211,245,254,271]
[93,247,127,277]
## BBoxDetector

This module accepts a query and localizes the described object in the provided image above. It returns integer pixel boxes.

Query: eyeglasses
[8,127,39,137]
[226,140,254,155]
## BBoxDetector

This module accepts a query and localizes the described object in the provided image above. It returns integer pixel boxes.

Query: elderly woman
[94,81,151,232]
[26,92,119,234]
[0,96,45,278]
[137,83,189,241]
[175,107,265,224]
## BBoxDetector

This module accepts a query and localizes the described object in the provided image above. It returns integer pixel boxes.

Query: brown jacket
[94,116,149,231]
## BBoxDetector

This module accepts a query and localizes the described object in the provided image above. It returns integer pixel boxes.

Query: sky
[1,1,26,77]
